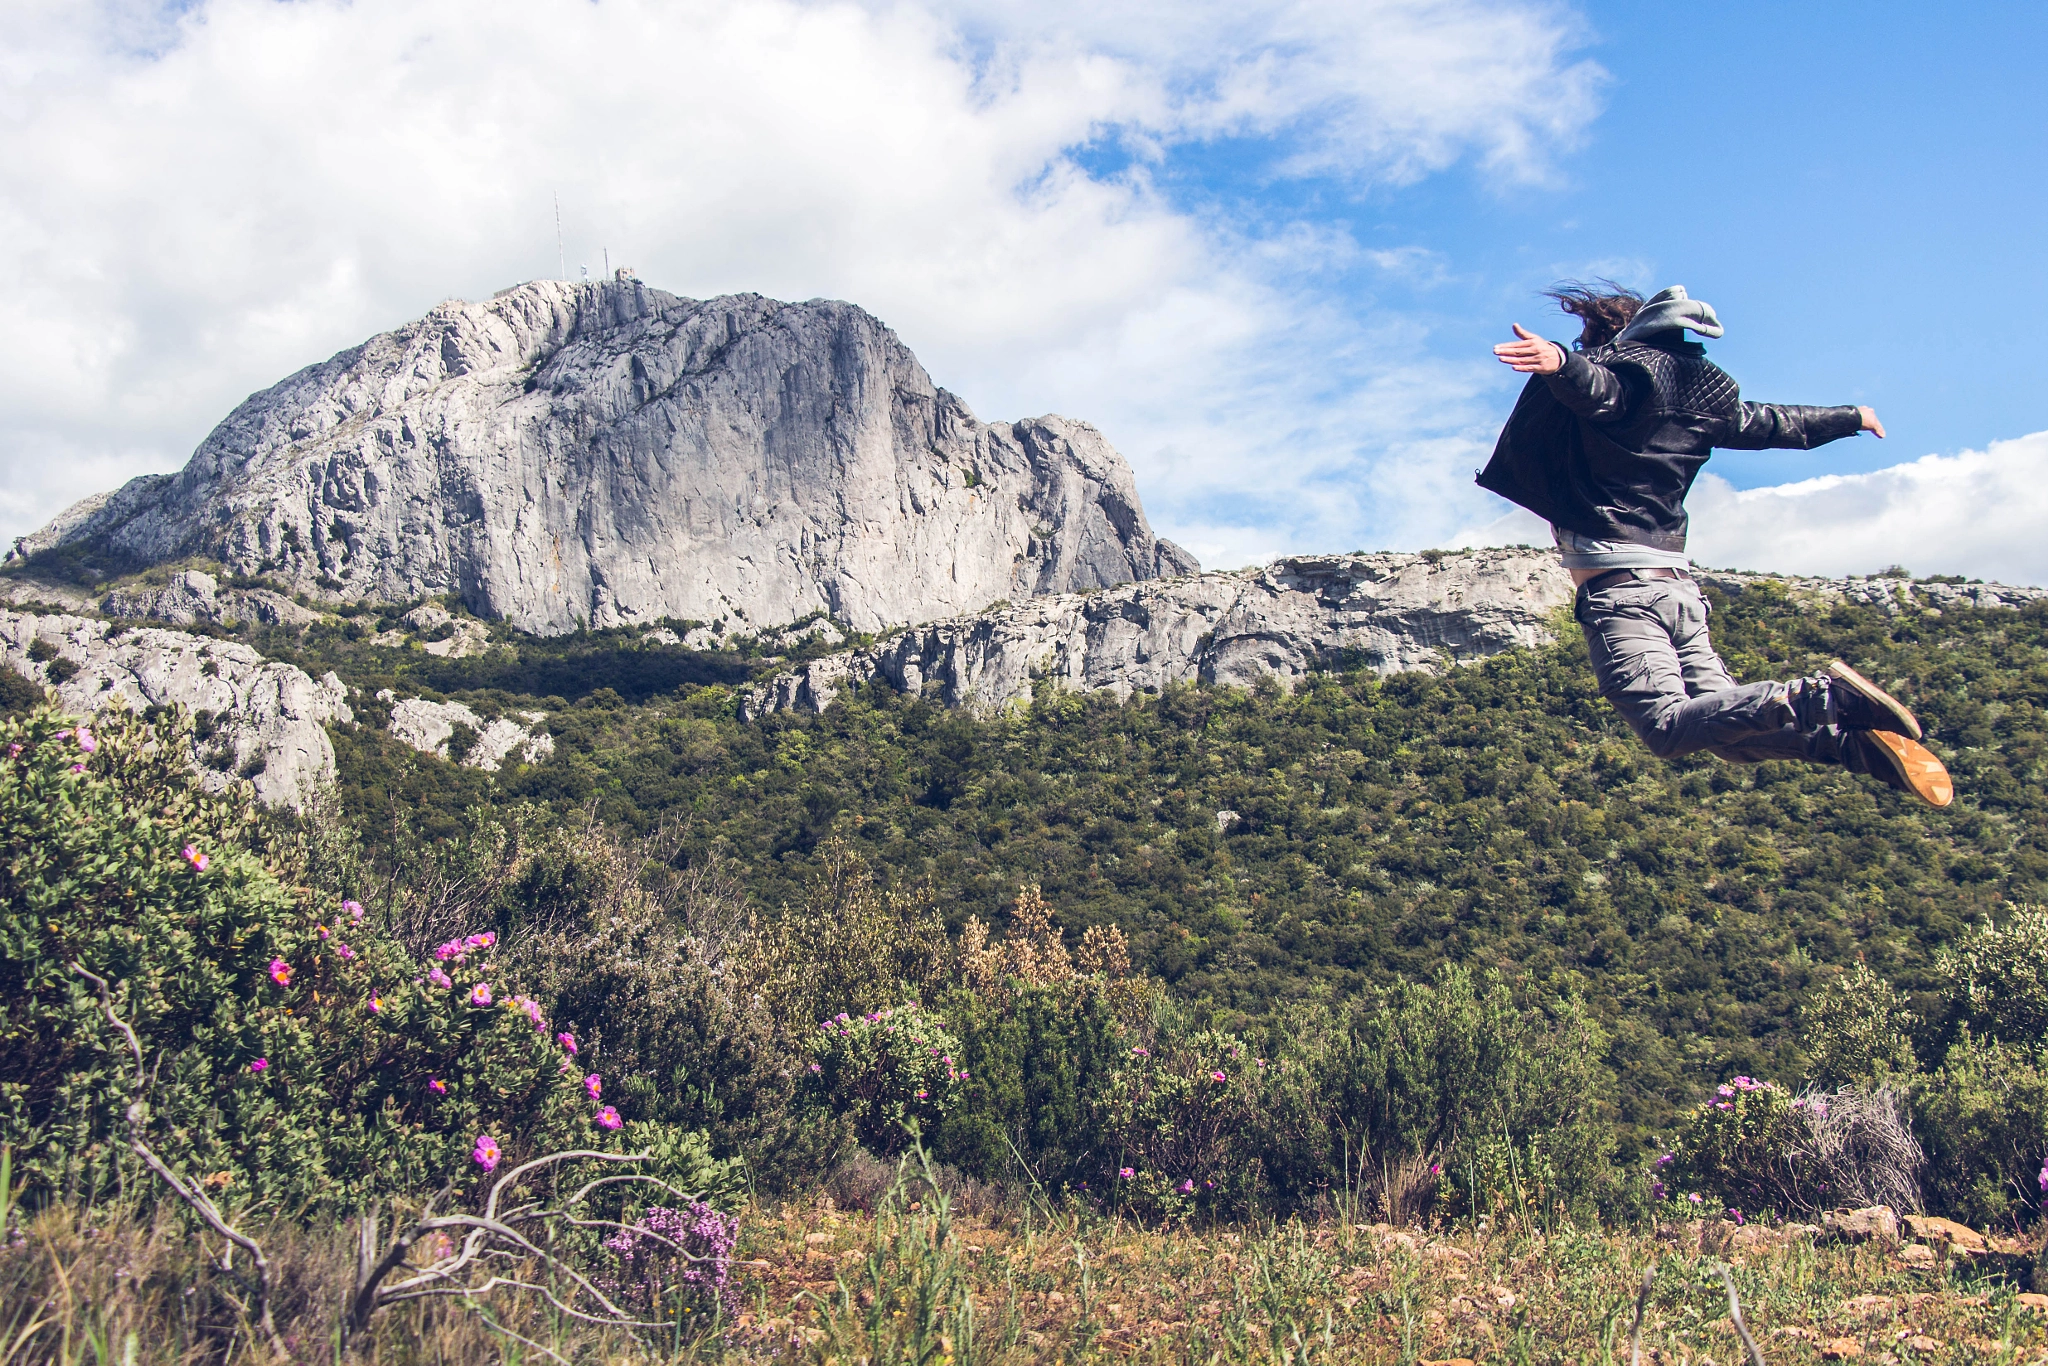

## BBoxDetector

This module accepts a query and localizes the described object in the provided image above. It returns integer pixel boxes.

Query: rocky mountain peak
[17,280,1196,635]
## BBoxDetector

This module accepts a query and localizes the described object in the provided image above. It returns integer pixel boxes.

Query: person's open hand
[1858,406,1886,438]
[1494,323,1564,375]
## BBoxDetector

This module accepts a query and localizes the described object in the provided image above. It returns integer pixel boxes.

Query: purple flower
[182,845,210,873]
[473,1135,501,1171]
[1132,1047,1150,1057]
[2038,1162,2048,1195]
[1652,1181,1667,1200]
[434,939,463,962]
[366,993,383,1014]
[268,958,292,987]
[333,942,356,960]
[428,1078,448,1096]
[428,966,453,989]
[809,1061,822,1074]
[1119,1167,1135,1179]
[343,899,365,922]
[1178,1179,1195,1194]
[468,983,493,1006]
[914,1089,928,1100]
[1688,1193,1702,1204]
[1655,1153,1675,1167]
[557,1031,578,1054]
[1210,1069,1226,1083]
[1716,1084,1735,1098]
[74,726,96,754]
[249,1058,269,1073]
[595,1105,623,1131]
[1728,1208,1745,1225]
[5,742,21,758]
[584,1073,602,1101]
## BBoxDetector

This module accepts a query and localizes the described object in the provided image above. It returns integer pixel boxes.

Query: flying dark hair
[1543,280,1644,349]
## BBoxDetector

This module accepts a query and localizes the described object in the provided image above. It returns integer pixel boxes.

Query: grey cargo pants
[1575,573,1853,768]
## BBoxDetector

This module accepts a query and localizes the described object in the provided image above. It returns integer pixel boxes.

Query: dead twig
[1717,1264,1766,1366]
[1629,1264,1654,1366]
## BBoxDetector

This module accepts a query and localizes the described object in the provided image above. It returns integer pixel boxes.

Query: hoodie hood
[1613,285,1724,345]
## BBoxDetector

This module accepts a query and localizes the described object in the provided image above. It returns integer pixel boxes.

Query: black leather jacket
[1475,332,1864,552]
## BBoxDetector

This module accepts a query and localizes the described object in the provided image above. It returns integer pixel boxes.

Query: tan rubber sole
[1828,660,1922,740]
[1869,730,1953,807]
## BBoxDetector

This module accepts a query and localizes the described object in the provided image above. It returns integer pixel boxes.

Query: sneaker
[1825,661,1922,739]
[1846,729,1953,807]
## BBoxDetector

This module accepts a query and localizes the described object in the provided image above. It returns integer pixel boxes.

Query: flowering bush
[808,1005,962,1154]
[1664,1076,1801,1218]
[600,1200,741,1321]
[0,705,726,1213]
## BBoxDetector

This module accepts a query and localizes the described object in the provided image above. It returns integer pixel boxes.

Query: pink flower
[428,966,452,989]
[317,924,331,940]
[429,1078,448,1096]
[595,1105,623,1131]
[2039,1162,2048,1195]
[1179,1179,1195,1194]
[556,1031,578,1054]
[915,1089,928,1100]
[69,763,84,774]
[472,1135,501,1171]
[434,940,463,961]
[74,726,96,753]
[182,845,210,873]
[1716,1084,1735,1098]
[1119,1167,1135,1179]
[583,1074,602,1101]
[1688,1193,1702,1204]
[333,942,356,960]
[959,1070,969,1080]
[249,1058,269,1073]
[268,958,292,987]
[366,994,383,1014]
[468,983,493,1006]
[1131,1047,1149,1057]
[5,742,21,758]
[809,1061,822,1074]
[342,899,365,921]
[1210,1070,1227,1083]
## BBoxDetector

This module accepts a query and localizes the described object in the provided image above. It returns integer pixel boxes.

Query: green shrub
[0,706,707,1214]
[1799,963,1920,1088]
[1913,1031,2048,1228]
[1937,908,2048,1045]
[809,1005,963,1156]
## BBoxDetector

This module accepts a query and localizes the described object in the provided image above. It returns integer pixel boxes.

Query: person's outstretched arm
[1493,324,1637,422]
[1722,402,1883,450]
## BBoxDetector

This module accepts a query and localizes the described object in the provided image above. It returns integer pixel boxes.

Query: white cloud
[0,0,1603,560]
[1452,431,2048,588]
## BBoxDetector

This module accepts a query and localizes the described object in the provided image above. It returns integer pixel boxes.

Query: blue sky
[3,0,2044,580]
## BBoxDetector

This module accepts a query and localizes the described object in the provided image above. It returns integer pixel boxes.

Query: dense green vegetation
[261,580,2048,1156]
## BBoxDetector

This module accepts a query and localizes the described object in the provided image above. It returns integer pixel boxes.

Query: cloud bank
[1454,430,2048,588]
[0,0,1602,567]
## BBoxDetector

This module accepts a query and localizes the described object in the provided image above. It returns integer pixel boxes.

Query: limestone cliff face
[744,548,1576,717]
[0,610,351,808]
[17,281,1195,635]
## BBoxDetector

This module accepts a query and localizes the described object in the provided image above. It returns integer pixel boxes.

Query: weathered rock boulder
[17,280,1196,636]
[0,610,351,807]
[99,569,322,628]
[385,697,552,771]
[744,548,1574,717]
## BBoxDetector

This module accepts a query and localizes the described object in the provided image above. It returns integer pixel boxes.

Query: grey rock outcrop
[0,610,351,807]
[747,552,2048,719]
[99,569,322,628]
[385,698,552,771]
[744,548,1575,717]
[19,281,1196,636]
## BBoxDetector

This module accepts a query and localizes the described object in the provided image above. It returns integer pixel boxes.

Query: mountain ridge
[14,279,1195,635]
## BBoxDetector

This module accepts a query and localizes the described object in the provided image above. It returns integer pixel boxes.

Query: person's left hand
[1494,324,1564,375]
[1858,406,1886,438]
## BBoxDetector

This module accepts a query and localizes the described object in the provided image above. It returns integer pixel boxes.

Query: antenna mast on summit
[555,193,565,281]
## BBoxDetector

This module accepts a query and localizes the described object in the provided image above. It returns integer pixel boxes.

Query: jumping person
[1478,283,1952,806]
